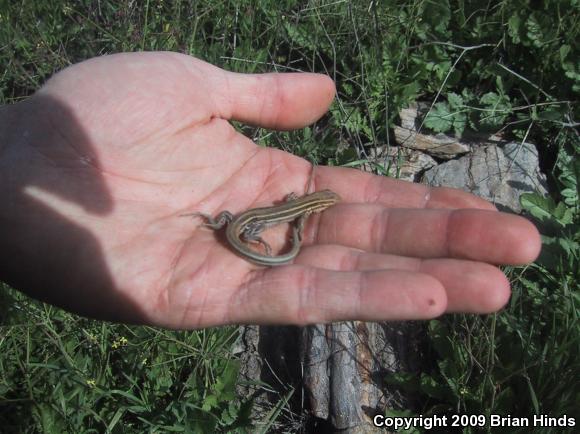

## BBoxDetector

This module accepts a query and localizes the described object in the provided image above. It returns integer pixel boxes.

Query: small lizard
[182,189,340,266]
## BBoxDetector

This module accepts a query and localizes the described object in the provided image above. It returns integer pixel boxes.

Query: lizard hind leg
[180,210,234,230]
[241,221,273,256]
[245,236,273,256]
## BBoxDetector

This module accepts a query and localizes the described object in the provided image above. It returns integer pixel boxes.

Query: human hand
[0,52,541,328]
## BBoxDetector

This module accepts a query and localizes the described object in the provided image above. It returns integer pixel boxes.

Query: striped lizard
[182,189,340,266]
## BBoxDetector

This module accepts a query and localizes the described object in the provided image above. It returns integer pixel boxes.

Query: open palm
[7,52,540,328]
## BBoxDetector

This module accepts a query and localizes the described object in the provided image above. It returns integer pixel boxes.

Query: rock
[303,321,422,434]
[363,145,437,182]
[503,141,549,197]
[394,126,471,159]
[399,105,419,130]
[303,324,330,419]
[422,142,548,212]
[394,104,471,159]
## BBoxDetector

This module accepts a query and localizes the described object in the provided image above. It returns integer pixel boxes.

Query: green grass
[1,0,578,432]
[0,284,257,433]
